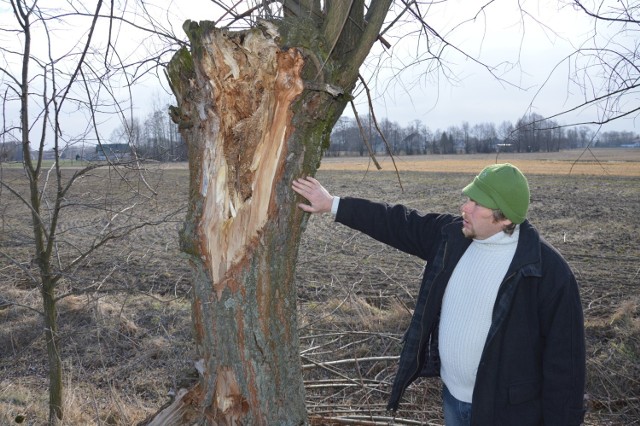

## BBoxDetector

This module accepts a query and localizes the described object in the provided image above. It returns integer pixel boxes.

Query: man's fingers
[293,177,315,191]
[293,177,318,198]
[293,176,330,214]
[297,203,313,213]
[304,176,319,186]
[292,183,310,199]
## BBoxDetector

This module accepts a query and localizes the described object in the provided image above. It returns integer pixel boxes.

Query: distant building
[42,150,57,160]
[496,143,515,153]
[94,143,132,161]
[60,146,91,161]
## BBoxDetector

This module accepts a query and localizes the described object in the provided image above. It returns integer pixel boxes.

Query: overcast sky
[347,0,638,133]
[2,0,637,148]
[158,0,638,134]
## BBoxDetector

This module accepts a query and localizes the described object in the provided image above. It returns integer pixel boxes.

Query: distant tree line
[2,110,638,164]
[0,103,185,163]
[328,112,640,157]
[109,106,187,162]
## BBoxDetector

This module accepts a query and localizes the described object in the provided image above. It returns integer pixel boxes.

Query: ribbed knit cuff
[331,196,340,216]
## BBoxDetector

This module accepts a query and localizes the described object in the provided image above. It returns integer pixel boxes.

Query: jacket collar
[509,220,542,278]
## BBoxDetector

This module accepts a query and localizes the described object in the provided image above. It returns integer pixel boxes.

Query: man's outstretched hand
[292,177,334,214]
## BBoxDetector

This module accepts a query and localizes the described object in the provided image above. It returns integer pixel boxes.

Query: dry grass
[320,148,640,176]
[0,292,194,425]
[585,299,640,411]
[1,150,639,424]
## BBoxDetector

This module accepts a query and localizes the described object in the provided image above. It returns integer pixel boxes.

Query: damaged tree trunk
[147,2,392,424]
[166,23,310,425]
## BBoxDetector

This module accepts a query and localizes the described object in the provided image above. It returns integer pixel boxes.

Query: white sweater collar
[474,224,520,246]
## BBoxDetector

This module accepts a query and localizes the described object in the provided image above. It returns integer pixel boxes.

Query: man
[292,163,586,425]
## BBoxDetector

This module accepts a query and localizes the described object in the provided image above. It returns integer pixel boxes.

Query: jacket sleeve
[335,197,457,261]
[539,247,586,425]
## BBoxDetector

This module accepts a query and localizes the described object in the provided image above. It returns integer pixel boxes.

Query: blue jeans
[442,385,472,426]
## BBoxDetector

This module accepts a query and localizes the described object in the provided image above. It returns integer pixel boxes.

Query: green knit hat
[462,163,530,224]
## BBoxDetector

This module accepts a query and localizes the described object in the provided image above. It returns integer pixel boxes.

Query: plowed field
[1,149,638,425]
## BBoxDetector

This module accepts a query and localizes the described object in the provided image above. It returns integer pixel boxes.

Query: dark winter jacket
[335,197,586,425]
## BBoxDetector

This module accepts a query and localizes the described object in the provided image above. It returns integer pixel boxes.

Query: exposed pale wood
[194,25,304,296]
[142,388,200,426]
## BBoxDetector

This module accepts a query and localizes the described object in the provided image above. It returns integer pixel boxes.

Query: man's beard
[461,225,474,239]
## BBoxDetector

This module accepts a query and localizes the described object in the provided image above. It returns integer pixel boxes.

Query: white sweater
[439,227,519,403]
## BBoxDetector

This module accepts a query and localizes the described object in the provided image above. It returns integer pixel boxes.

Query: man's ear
[497,218,513,230]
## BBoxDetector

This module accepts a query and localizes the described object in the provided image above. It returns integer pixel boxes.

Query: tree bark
[42,281,63,425]
[164,22,313,424]
[152,2,392,424]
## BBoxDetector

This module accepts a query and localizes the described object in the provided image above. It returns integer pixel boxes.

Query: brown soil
[1,149,639,425]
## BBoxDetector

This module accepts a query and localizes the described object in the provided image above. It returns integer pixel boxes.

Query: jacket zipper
[493,270,517,319]
[411,240,449,381]
[479,269,518,368]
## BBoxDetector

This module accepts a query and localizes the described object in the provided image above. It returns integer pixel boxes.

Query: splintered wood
[194,28,304,297]
[213,366,249,421]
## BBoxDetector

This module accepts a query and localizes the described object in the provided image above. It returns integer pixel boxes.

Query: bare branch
[572,0,640,24]
[57,1,104,110]
[359,74,403,191]
[322,1,355,59]
[0,249,40,288]
[350,100,382,170]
